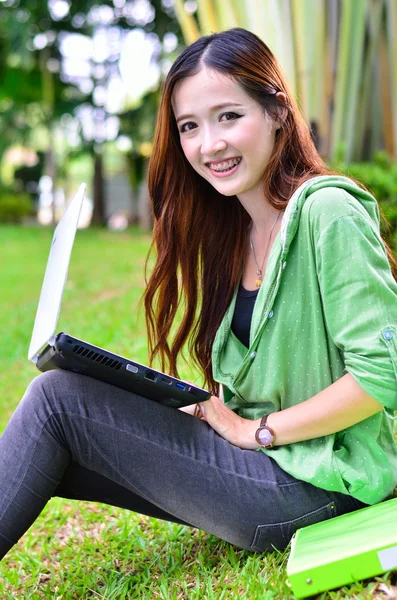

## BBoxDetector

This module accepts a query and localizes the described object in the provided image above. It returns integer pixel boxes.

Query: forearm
[241,373,384,448]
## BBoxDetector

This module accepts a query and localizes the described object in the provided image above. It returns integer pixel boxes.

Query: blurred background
[0,0,396,248]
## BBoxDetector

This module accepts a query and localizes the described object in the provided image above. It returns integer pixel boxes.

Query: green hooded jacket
[211,175,397,505]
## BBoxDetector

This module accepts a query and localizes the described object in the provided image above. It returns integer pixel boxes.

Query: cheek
[180,139,199,168]
[244,127,276,166]
[228,127,256,154]
[234,118,274,154]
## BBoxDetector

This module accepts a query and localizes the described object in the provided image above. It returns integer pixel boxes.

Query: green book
[286,497,397,598]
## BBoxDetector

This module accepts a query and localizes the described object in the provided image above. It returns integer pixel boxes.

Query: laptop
[28,183,211,408]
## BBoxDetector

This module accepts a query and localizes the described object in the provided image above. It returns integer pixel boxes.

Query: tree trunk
[43,147,56,225]
[91,151,106,226]
[138,158,153,231]
[126,153,142,225]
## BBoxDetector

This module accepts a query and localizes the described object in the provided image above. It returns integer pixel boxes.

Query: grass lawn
[0,224,396,599]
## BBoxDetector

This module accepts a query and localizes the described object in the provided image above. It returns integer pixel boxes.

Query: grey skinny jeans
[0,370,365,559]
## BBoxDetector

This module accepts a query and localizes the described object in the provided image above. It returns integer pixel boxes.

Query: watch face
[257,427,274,446]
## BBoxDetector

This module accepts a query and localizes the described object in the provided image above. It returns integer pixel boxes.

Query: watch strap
[259,415,269,428]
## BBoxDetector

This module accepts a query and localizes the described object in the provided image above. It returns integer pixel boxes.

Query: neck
[249,209,284,239]
[237,186,283,234]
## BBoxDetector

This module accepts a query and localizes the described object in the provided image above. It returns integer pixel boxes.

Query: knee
[8,371,67,429]
[26,369,65,396]
[23,370,76,413]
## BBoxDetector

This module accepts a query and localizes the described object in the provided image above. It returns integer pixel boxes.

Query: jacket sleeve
[315,211,397,412]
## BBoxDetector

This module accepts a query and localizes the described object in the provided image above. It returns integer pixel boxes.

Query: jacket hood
[279,175,380,257]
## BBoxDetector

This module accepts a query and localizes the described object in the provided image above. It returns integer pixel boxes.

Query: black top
[230,284,259,348]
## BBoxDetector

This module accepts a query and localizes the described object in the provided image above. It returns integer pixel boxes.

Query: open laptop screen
[28,184,86,362]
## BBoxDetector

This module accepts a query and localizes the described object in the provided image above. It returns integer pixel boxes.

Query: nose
[200,128,227,158]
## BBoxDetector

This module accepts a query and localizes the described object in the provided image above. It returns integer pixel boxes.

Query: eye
[219,111,241,122]
[179,112,242,134]
[179,121,196,133]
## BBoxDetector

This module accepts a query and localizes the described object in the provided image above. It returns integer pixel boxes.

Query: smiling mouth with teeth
[207,157,242,172]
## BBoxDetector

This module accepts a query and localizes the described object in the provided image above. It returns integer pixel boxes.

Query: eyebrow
[175,103,244,124]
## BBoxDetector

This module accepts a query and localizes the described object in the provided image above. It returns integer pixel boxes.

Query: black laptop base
[36,333,211,408]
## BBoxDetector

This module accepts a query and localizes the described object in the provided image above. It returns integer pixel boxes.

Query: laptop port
[175,382,185,390]
[145,370,157,382]
[188,387,200,396]
[161,376,172,385]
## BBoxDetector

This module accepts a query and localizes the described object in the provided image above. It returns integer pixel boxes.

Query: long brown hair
[142,27,396,394]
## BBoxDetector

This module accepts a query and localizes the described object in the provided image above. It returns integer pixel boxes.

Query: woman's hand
[198,395,259,449]
[177,382,260,448]
[177,380,206,417]
[178,403,198,416]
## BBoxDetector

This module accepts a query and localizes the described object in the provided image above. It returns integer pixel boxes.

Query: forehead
[171,67,250,115]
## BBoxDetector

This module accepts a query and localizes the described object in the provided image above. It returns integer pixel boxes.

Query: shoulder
[300,185,376,240]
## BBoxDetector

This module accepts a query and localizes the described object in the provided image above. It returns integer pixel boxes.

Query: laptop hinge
[30,335,57,365]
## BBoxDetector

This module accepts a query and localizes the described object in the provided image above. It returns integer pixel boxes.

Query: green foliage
[331,152,397,250]
[0,191,34,223]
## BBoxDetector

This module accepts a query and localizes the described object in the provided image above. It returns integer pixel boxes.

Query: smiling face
[171,66,280,198]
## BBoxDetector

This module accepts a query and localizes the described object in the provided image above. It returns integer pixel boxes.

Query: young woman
[1,28,396,559]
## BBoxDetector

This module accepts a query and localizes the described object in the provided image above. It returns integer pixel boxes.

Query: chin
[215,183,246,197]
[218,189,240,197]
[201,172,246,196]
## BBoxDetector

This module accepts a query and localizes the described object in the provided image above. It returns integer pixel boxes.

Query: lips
[206,157,242,172]
[206,157,242,178]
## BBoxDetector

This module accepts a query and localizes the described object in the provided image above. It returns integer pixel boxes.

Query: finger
[199,396,218,415]
[198,401,207,417]
[178,404,197,415]
[195,403,208,421]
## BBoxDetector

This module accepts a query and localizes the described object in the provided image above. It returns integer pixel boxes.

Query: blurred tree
[0,0,183,225]
[118,85,161,227]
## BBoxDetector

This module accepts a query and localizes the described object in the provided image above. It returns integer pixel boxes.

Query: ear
[274,91,288,129]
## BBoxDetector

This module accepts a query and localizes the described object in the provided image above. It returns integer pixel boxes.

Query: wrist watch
[255,414,276,448]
